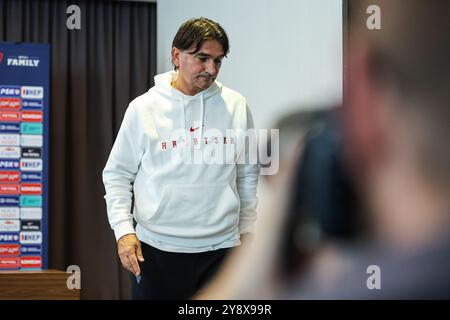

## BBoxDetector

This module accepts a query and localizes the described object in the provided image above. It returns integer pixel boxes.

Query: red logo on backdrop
[0,52,3,64]
[0,111,21,122]
[0,98,21,110]
[21,111,43,122]
[0,184,20,195]
[0,257,20,269]
[0,171,20,183]
[20,183,42,195]
[20,256,42,268]
[0,244,20,256]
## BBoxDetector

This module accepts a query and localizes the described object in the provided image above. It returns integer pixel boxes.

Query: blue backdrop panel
[0,42,50,270]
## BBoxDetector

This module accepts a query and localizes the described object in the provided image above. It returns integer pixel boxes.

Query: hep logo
[0,52,3,64]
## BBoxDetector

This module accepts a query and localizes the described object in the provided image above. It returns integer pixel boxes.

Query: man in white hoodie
[103,17,259,299]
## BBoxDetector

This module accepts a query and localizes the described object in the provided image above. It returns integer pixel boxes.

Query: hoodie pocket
[148,183,240,238]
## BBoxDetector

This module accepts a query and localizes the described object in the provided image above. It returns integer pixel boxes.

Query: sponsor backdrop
[0,42,49,270]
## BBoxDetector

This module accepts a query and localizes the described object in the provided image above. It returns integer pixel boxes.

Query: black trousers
[131,241,231,300]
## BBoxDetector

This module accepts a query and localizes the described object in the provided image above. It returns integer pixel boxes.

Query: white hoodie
[102,71,259,253]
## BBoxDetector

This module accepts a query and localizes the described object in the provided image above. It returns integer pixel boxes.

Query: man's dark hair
[172,17,229,70]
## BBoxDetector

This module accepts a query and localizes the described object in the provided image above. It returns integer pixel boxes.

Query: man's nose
[205,60,218,76]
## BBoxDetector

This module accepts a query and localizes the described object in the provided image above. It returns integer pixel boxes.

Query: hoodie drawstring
[198,93,204,149]
[180,95,186,156]
[181,94,186,131]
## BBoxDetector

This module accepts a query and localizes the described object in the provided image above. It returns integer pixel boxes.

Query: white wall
[157,0,342,129]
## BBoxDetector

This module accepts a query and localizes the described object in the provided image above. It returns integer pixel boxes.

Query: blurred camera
[280,110,363,276]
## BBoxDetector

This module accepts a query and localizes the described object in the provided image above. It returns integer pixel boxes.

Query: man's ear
[171,47,180,69]
[345,44,386,175]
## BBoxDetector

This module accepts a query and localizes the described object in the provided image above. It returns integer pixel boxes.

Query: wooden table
[0,269,80,300]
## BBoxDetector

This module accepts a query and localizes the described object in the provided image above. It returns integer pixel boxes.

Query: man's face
[172,39,225,95]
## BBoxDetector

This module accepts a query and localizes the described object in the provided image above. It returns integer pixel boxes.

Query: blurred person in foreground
[198,0,450,299]
[314,0,450,298]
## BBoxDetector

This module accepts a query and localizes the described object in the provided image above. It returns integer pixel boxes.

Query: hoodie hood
[154,70,221,98]
[154,71,222,148]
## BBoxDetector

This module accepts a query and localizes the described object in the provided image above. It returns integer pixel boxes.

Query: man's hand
[117,233,145,276]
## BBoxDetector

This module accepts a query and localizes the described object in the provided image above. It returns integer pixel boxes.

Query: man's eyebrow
[194,52,226,59]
